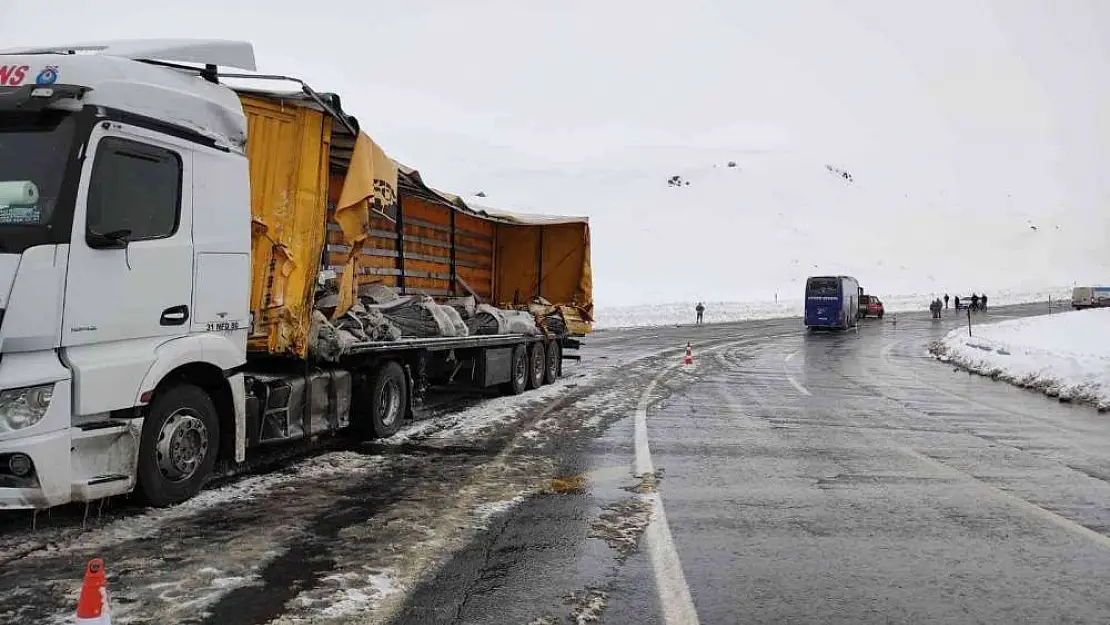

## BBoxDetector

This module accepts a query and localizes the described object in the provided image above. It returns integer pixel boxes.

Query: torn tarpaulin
[466,304,507,336]
[375,296,462,338]
[336,303,402,342]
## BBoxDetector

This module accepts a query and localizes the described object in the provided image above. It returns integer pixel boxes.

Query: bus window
[806,277,840,297]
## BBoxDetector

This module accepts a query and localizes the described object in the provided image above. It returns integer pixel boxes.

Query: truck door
[61,122,194,414]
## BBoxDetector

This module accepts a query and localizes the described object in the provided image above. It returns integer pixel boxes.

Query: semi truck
[0,39,594,509]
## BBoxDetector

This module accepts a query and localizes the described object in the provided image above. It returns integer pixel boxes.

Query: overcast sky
[4,1,1108,305]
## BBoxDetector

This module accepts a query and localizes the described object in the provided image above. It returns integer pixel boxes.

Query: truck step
[87,474,129,486]
[73,421,131,440]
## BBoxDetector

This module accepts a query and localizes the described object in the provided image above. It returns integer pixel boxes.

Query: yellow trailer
[238,91,593,359]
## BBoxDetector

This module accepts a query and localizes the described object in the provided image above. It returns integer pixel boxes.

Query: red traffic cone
[76,558,112,624]
[683,343,694,365]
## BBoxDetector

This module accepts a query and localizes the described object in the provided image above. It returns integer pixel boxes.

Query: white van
[1072,286,1110,309]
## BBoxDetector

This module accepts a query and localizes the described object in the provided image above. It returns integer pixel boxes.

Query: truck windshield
[0,111,76,227]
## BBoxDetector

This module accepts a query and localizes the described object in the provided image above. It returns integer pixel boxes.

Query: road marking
[783,348,812,395]
[628,332,799,624]
[786,374,812,396]
[636,376,701,625]
[904,448,1110,551]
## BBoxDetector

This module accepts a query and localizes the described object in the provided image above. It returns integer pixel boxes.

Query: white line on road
[635,376,701,625]
[786,374,812,396]
[904,448,1110,551]
[783,349,811,396]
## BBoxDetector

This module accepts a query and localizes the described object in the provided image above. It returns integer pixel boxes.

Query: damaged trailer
[0,39,592,510]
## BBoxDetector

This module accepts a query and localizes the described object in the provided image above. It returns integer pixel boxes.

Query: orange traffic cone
[76,558,111,624]
[683,343,694,365]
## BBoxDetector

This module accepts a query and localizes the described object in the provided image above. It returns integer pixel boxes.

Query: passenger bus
[804,275,861,330]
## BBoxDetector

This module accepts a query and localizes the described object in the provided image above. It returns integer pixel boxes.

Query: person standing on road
[944,294,950,309]
[971,293,980,311]
[695,302,705,325]
[954,295,960,310]
[981,293,988,310]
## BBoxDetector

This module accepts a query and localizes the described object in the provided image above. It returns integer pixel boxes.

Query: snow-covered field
[932,308,1110,409]
[594,287,1070,329]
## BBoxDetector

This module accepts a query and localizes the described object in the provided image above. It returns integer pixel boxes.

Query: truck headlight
[0,385,53,432]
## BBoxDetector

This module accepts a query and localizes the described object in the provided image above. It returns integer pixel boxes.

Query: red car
[858,295,885,319]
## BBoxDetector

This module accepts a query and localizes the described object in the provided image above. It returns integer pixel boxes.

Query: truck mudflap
[560,337,582,359]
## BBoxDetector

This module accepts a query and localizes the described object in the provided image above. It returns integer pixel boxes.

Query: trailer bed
[343,333,535,355]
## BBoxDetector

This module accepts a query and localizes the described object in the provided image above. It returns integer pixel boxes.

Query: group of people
[931,292,989,318]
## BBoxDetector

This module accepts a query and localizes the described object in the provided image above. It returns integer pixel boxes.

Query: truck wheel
[544,341,561,384]
[367,361,408,438]
[137,383,220,507]
[527,342,546,389]
[502,345,528,395]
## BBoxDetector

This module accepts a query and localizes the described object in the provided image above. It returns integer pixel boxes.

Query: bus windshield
[806,277,840,297]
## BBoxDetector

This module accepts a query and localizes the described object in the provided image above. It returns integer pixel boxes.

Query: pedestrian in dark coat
[971,293,980,311]
[981,293,988,310]
[944,294,949,309]
[695,302,705,325]
[954,296,961,310]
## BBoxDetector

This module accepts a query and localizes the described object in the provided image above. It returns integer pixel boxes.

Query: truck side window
[86,137,181,241]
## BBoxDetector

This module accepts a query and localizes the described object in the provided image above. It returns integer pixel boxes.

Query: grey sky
[5,1,1108,305]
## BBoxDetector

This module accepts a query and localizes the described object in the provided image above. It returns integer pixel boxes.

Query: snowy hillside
[425,149,1093,312]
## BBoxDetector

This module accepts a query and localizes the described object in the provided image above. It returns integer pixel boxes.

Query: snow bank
[595,288,1069,329]
[932,308,1110,409]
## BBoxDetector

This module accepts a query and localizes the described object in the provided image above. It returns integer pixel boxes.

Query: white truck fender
[134,333,247,406]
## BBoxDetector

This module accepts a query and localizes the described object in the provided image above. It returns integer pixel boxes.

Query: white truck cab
[0,39,585,511]
[0,40,254,508]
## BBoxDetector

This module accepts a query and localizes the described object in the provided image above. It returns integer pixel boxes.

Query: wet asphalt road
[3,303,1107,624]
[393,303,1110,624]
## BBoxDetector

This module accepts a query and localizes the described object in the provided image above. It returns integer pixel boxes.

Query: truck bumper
[0,422,72,509]
[0,351,78,509]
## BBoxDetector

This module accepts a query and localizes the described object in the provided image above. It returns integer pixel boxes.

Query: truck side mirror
[87,229,132,250]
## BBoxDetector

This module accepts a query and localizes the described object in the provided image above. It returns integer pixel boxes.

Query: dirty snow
[933,308,1110,408]
[472,495,527,524]
[383,367,592,444]
[307,571,401,619]
[595,288,1070,329]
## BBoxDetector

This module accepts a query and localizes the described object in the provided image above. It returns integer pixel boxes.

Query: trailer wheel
[544,341,561,384]
[365,361,408,438]
[137,383,220,507]
[527,342,546,389]
[502,345,528,395]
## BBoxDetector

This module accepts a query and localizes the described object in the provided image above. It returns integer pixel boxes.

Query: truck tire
[137,383,220,507]
[502,345,528,395]
[366,361,408,438]
[544,341,561,384]
[527,342,546,389]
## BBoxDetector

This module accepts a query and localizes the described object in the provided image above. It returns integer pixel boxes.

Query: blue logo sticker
[35,66,58,85]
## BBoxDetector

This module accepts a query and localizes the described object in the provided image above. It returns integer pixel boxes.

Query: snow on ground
[594,288,1070,329]
[932,308,1110,408]
[382,363,594,445]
